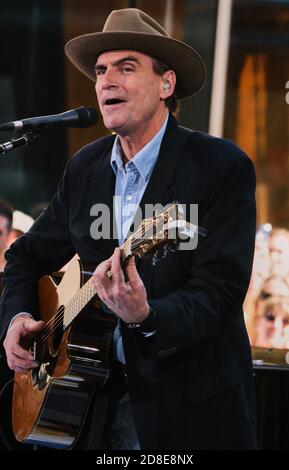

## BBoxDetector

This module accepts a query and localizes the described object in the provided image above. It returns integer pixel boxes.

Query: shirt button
[126,195,132,201]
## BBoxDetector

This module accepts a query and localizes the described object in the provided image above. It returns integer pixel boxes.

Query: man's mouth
[104,98,126,107]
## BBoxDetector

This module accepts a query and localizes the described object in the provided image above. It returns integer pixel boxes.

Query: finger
[126,256,142,289]
[14,367,32,373]
[94,259,112,277]
[10,343,35,361]
[12,357,39,370]
[94,259,112,286]
[13,365,37,373]
[94,283,109,304]
[111,247,125,285]
[4,328,31,356]
[5,321,44,360]
[23,319,44,334]
[92,272,111,293]
[9,353,38,370]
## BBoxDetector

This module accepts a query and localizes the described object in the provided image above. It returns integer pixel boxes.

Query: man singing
[1,8,257,450]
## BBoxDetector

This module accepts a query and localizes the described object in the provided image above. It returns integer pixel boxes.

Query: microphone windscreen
[76,107,98,128]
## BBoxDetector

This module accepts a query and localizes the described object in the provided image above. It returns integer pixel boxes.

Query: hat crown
[103,8,170,38]
[64,8,206,99]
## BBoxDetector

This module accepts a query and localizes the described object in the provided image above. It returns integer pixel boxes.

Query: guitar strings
[35,225,152,348]
[37,215,162,342]
[35,215,171,350]
[36,213,170,346]
[34,215,168,350]
[35,238,132,343]
[36,237,135,344]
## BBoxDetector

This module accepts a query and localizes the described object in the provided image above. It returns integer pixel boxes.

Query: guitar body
[12,259,117,449]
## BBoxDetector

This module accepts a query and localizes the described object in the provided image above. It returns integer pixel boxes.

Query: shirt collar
[110,112,169,181]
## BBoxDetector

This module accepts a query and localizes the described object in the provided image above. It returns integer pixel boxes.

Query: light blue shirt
[111,113,169,245]
[110,112,169,363]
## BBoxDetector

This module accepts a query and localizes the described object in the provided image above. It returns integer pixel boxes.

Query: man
[1,9,257,449]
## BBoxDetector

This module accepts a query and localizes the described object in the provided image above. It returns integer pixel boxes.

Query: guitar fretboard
[63,277,96,328]
[63,242,132,329]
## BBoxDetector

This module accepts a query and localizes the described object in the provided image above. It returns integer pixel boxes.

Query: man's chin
[104,120,130,136]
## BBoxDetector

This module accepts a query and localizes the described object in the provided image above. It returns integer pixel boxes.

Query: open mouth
[104,99,126,106]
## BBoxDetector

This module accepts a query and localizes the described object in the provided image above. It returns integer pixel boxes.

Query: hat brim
[65,32,206,100]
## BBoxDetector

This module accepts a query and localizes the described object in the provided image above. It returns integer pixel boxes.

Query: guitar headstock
[121,202,207,265]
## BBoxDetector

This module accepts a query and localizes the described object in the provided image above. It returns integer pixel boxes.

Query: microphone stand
[0,129,45,156]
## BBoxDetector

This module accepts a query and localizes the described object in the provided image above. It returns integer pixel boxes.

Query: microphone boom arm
[0,130,42,156]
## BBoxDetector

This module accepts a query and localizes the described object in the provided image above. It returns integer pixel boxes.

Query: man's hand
[3,316,44,372]
[92,248,149,324]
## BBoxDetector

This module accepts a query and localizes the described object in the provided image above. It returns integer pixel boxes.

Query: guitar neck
[63,243,132,329]
[63,277,97,329]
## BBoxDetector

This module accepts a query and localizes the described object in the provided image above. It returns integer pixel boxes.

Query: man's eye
[95,70,105,76]
[122,67,133,73]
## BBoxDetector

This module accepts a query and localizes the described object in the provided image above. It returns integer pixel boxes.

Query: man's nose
[101,68,119,89]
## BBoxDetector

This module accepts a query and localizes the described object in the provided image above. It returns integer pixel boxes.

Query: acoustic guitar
[11,203,206,448]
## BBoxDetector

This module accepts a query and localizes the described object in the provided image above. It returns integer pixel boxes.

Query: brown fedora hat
[65,8,206,100]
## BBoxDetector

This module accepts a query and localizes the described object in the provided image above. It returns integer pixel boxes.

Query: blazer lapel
[134,113,192,222]
[91,135,119,252]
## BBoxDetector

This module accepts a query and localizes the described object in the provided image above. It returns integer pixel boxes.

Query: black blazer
[0,114,257,449]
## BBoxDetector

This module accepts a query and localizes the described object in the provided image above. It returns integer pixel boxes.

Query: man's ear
[160,70,177,100]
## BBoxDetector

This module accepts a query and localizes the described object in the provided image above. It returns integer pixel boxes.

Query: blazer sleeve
[141,142,256,358]
[0,158,76,339]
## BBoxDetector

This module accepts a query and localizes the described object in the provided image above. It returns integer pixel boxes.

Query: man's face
[94,50,167,135]
[0,215,10,251]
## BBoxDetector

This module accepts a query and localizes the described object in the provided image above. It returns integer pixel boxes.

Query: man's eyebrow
[94,56,140,71]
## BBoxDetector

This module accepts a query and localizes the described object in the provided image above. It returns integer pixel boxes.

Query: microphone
[0,106,98,131]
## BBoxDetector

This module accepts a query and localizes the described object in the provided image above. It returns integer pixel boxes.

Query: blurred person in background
[251,296,289,349]
[258,276,289,301]
[7,211,34,247]
[246,275,289,343]
[0,204,13,272]
[252,225,272,291]
[244,225,272,337]
[268,228,289,278]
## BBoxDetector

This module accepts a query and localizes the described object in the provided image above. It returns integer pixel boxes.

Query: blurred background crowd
[245,225,289,349]
[0,201,35,273]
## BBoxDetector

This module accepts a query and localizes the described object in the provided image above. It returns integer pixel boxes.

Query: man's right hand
[3,316,44,372]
